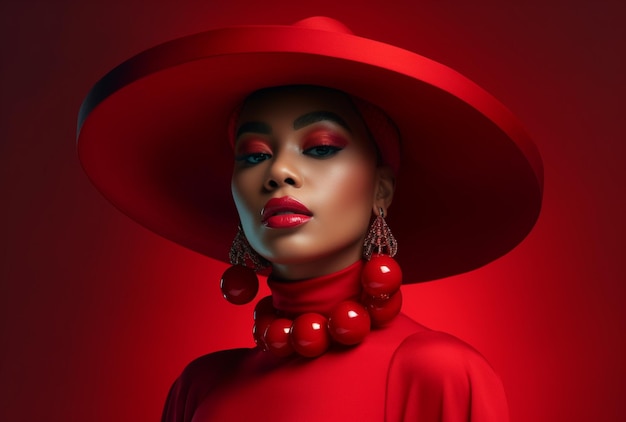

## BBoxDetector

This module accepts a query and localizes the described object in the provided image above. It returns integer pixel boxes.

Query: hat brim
[77,22,543,283]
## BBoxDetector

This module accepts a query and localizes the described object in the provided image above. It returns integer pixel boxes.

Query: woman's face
[231,86,386,280]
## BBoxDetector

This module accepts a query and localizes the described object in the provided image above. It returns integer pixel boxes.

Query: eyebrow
[293,111,351,132]
[235,121,272,139]
[235,111,351,139]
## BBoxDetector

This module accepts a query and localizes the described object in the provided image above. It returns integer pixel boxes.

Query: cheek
[318,162,376,216]
[231,174,257,222]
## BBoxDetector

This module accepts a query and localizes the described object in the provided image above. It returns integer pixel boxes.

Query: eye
[235,152,272,165]
[304,145,343,158]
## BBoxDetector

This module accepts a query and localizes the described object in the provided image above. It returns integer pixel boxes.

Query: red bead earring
[220,226,268,305]
[361,208,403,326]
[220,265,259,305]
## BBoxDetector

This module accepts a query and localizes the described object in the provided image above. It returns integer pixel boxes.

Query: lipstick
[261,197,313,229]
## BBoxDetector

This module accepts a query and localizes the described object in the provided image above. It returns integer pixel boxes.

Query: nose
[263,153,302,190]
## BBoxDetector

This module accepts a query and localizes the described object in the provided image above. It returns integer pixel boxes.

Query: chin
[260,239,364,270]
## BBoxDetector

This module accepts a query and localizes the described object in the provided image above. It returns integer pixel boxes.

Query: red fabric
[162,262,509,421]
[267,260,363,316]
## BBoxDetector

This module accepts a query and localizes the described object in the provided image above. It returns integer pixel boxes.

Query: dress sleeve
[385,331,509,422]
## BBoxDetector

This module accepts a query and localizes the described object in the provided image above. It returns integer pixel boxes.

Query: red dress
[162,262,509,421]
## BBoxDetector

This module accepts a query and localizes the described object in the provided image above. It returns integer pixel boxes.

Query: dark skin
[231,86,394,281]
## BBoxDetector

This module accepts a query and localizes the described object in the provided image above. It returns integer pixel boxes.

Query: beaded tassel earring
[361,208,403,326]
[220,225,269,305]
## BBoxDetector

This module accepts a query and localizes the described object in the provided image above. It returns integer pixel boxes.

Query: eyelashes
[301,131,347,158]
[303,145,343,158]
[234,131,348,165]
[234,139,272,165]
[235,152,272,165]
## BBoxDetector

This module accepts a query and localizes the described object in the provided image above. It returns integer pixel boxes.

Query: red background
[1,1,624,421]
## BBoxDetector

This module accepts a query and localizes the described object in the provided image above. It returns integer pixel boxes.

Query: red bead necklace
[248,255,403,358]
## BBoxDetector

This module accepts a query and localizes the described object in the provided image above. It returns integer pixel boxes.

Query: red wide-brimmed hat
[77,16,543,283]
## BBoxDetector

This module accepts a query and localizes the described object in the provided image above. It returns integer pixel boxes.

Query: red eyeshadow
[234,138,271,156]
[302,130,349,150]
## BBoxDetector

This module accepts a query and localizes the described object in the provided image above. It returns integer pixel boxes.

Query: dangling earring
[361,208,403,326]
[220,226,268,305]
[363,207,398,259]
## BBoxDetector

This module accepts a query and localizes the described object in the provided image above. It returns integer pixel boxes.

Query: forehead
[237,86,364,127]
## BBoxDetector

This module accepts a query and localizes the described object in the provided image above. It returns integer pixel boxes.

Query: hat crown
[292,16,354,35]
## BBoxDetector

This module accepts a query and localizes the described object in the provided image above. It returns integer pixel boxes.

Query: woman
[77,17,543,421]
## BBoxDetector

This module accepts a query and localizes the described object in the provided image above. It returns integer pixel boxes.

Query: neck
[268,239,364,280]
[268,260,363,317]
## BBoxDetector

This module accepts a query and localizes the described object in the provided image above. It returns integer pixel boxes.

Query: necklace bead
[362,290,403,327]
[291,313,331,357]
[328,301,371,345]
[265,318,295,357]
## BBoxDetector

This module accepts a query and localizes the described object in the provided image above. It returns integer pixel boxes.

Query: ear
[373,165,395,216]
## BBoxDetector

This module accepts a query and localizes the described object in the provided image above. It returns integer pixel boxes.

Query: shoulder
[162,348,251,422]
[177,347,249,385]
[391,330,494,381]
[385,330,509,421]
[172,347,252,399]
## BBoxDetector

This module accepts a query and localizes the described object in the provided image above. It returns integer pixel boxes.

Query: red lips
[261,197,313,229]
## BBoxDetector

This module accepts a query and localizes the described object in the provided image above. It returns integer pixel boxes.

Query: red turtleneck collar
[267,260,363,317]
